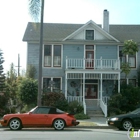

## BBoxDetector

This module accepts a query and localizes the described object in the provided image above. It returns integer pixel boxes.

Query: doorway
[85,84,98,99]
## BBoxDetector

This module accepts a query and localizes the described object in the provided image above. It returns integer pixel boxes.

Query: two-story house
[23,10,140,117]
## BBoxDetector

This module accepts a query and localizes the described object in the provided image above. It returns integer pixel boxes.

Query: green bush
[74,112,90,120]
[42,92,66,107]
[55,99,68,111]
[68,100,83,114]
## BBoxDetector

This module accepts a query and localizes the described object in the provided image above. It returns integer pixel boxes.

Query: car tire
[53,119,65,130]
[9,118,22,130]
[122,119,133,130]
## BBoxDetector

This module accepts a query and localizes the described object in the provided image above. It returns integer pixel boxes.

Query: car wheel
[53,119,65,130]
[122,119,133,130]
[9,118,22,130]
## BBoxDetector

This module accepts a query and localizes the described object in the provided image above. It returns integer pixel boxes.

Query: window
[128,54,136,68]
[44,45,61,67]
[53,45,61,67]
[44,45,51,67]
[33,107,50,114]
[86,30,94,40]
[43,77,61,91]
[119,46,136,68]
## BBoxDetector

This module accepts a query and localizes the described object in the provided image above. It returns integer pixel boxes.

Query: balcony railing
[66,57,120,70]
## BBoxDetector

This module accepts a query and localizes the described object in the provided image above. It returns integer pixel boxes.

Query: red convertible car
[0,106,79,130]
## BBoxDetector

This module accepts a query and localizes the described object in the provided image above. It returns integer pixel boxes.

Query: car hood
[109,113,134,119]
[4,113,29,117]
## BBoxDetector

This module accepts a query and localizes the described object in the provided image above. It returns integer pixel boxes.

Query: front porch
[65,57,120,117]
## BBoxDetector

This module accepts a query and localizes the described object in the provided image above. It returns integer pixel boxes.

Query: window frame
[43,77,62,92]
[119,46,137,68]
[44,44,62,68]
[85,30,94,40]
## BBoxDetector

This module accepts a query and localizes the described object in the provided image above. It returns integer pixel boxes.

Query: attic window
[85,30,94,40]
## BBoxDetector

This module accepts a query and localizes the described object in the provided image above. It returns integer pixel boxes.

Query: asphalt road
[0,128,139,140]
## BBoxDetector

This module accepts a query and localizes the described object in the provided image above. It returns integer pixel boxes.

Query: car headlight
[110,117,119,121]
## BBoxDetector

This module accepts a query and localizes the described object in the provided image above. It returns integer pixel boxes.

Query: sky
[0,0,140,74]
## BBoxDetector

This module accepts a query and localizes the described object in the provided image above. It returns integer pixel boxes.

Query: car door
[22,107,50,126]
[133,113,140,127]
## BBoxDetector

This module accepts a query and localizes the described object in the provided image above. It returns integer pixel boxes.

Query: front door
[85,84,98,99]
[86,51,94,69]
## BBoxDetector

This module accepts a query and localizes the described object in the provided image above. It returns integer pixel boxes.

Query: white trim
[43,44,62,68]
[63,20,120,42]
[42,77,62,91]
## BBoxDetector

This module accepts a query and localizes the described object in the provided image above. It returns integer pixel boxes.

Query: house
[23,10,140,117]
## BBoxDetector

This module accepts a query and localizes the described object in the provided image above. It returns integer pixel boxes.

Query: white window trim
[42,77,62,91]
[119,46,137,69]
[84,29,95,40]
[43,44,63,68]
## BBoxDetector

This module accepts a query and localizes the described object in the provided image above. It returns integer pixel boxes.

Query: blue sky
[0,0,140,73]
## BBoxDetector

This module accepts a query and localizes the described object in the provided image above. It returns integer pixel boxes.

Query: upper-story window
[44,45,61,67]
[119,46,136,68]
[85,30,94,40]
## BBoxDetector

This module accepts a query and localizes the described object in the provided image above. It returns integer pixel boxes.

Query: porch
[66,57,120,70]
[65,72,120,117]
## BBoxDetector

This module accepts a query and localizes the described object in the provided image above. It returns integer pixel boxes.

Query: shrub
[55,99,68,111]
[42,92,66,108]
[68,100,83,114]
[74,112,90,120]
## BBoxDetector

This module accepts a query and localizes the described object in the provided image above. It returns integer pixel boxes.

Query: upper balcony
[66,57,120,70]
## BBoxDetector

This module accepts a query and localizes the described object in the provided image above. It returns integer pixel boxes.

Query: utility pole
[15,54,21,77]
[37,0,44,106]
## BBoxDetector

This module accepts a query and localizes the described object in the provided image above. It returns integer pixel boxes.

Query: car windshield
[130,108,140,114]
[29,106,38,113]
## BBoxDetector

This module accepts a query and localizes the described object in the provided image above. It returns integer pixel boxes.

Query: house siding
[63,44,84,69]
[96,45,117,59]
[27,43,39,78]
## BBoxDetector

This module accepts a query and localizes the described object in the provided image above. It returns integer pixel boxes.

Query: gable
[63,20,120,42]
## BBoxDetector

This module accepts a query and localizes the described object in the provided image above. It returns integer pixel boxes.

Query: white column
[83,73,86,114]
[65,72,68,99]
[100,73,103,100]
[118,73,120,93]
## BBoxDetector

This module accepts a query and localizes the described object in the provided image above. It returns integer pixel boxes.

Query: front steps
[85,99,105,117]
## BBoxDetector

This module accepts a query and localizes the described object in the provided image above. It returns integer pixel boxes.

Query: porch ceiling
[67,73,119,80]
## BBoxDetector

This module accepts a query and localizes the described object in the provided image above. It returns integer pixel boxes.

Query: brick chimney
[103,9,109,33]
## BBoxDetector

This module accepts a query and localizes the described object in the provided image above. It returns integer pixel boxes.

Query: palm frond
[28,0,41,22]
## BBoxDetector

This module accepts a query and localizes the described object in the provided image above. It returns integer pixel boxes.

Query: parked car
[0,106,79,130]
[107,108,140,130]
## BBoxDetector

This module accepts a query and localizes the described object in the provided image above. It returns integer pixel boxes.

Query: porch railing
[66,57,120,70]
[67,96,83,104]
[100,99,107,117]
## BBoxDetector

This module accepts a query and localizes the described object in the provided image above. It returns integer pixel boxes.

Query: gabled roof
[23,22,140,43]
[63,20,120,42]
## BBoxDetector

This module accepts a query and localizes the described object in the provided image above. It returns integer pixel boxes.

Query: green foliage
[122,39,138,55]
[55,99,68,111]
[74,112,90,120]
[121,62,131,78]
[137,66,140,87]
[108,84,140,116]
[42,92,66,107]
[26,64,36,79]
[19,78,38,105]
[68,100,83,114]
[0,49,5,92]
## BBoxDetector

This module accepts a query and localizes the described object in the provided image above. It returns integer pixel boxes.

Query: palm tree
[28,0,44,106]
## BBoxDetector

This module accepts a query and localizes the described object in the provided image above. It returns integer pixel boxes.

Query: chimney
[103,9,109,33]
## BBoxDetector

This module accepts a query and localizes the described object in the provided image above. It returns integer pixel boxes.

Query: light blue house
[23,10,140,117]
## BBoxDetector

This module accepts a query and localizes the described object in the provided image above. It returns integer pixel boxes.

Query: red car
[0,106,79,130]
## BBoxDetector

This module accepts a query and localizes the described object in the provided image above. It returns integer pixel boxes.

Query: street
[0,128,139,140]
